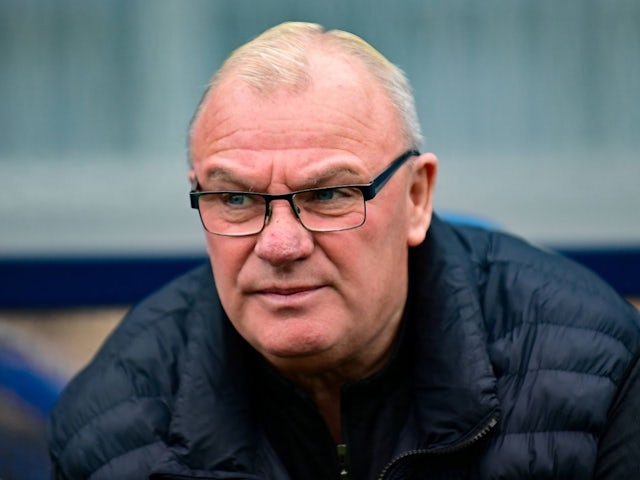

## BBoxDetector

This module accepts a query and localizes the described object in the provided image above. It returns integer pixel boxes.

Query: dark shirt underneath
[252,334,414,480]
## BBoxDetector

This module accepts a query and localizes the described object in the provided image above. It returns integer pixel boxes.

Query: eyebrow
[304,166,364,188]
[203,168,256,191]
[202,164,367,192]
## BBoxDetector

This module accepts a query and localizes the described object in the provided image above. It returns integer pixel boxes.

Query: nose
[254,201,314,266]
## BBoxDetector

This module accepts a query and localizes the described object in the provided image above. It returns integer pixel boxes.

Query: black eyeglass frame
[190,149,420,236]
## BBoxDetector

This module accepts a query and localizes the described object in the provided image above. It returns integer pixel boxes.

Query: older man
[49,22,640,479]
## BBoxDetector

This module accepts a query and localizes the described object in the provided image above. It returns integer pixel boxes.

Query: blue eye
[314,189,339,201]
[226,193,249,206]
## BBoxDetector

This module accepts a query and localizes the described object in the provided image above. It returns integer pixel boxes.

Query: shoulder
[48,263,218,478]
[448,220,640,410]
[80,262,217,379]
[435,218,638,340]
[425,216,640,378]
[428,219,640,475]
[479,227,639,358]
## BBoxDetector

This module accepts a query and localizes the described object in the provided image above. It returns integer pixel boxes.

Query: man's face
[190,51,436,376]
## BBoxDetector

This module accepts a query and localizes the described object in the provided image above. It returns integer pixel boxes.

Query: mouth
[252,285,326,304]
[259,285,322,295]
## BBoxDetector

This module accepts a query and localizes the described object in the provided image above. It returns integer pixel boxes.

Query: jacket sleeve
[594,353,640,479]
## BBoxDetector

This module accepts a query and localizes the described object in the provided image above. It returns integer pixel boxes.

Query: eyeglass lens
[197,187,366,235]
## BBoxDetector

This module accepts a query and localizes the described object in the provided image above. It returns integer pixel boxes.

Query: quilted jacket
[48,216,640,479]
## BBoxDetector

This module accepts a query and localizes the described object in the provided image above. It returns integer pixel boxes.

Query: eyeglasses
[190,149,420,237]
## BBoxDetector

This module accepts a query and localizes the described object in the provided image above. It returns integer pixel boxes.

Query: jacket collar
[406,215,500,450]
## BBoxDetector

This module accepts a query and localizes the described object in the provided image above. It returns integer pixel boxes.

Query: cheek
[362,202,411,257]
[354,207,410,287]
[205,236,252,297]
[325,219,408,299]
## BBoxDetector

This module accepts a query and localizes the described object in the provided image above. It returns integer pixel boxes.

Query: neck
[278,341,397,443]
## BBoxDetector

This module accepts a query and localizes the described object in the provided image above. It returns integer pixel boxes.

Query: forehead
[190,50,404,168]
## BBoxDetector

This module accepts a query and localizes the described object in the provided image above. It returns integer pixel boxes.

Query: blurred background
[1,1,639,477]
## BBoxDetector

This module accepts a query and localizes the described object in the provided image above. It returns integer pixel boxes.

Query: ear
[406,152,438,246]
[188,169,196,185]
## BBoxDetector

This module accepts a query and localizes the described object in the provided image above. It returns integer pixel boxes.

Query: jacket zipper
[377,412,499,480]
[337,443,351,479]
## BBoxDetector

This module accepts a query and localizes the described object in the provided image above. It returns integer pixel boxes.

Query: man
[49,22,640,479]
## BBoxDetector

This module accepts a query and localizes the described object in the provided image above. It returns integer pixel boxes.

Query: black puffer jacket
[48,217,640,479]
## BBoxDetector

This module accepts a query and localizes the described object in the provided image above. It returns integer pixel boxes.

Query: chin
[256,330,339,367]
[265,351,342,376]
[263,335,333,358]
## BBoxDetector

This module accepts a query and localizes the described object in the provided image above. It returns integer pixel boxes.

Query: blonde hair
[189,22,423,160]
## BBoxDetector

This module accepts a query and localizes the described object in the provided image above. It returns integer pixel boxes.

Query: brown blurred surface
[0,308,129,477]
[0,307,127,380]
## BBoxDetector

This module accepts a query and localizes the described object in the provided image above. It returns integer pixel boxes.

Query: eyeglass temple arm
[361,150,420,200]
[189,178,201,209]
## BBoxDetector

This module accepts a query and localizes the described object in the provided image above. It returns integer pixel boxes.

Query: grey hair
[188,22,423,163]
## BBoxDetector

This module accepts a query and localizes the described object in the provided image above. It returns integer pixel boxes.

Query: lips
[248,284,326,307]
[257,285,321,296]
